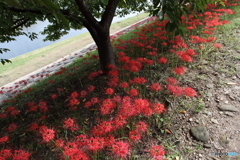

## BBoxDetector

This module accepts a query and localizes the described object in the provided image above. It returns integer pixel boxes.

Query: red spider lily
[118,51,125,57]
[202,30,213,34]
[141,106,153,116]
[147,51,157,56]
[83,101,92,108]
[79,90,87,97]
[152,103,165,114]
[70,92,79,98]
[0,136,9,143]
[87,85,95,92]
[7,123,17,132]
[29,123,39,131]
[105,88,114,95]
[108,77,119,87]
[40,127,55,142]
[213,43,223,49]
[63,145,89,160]
[184,87,197,97]
[150,83,161,91]
[166,77,178,85]
[173,66,186,75]
[12,150,31,160]
[129,89,139,97]
[6,107,15,112]
[158,57,168,64]
[179,54,193,62]
[136,121,148,133]
[10,109,20,116]
[0,149,11,159]
[91,121,114,136]
[130,77,147,85]
[144,59,155,65]
[119,82,129,88]
[90,97,99,105]
[185,49,197,56]
[29,105,38,112]
[118,56,130,63]
[112,95,122,103]
[75,134,88,148]
[63,118,75,128]
[88,70,102,79]
[108,70,119,77]
[38,101,48,113]
[129,130,141,141]
[50,94,58,99]
[167,85,183,96]
[149,145,165,160]
[113,115,127,129]
[55,139,65,148]
[100,99,116,115]
[87,137,105,152]
[0,113,7,119]
[110,141,130,159]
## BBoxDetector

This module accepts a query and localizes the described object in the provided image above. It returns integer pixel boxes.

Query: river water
[0,13,138,59]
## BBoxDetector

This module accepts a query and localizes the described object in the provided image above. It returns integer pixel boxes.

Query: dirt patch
[160,29,240,160]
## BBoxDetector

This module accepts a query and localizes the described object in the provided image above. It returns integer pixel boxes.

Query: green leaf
[165,21,176,33]
[166,9,175,23]
[5,0,21,8]
[40,0,60,11]
[101,0,108,5]
[55,13,70,30]
[1,59,12,65]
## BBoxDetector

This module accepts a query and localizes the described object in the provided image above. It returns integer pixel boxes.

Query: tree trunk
[96,30,115,74]
[82,19,115,74]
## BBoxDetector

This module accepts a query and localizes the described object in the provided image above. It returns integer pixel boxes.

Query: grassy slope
[0,13,148,87]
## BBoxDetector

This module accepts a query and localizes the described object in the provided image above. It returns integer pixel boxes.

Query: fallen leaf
[227,82,237,85]
[180,110,186,114]
[165,128,172,134]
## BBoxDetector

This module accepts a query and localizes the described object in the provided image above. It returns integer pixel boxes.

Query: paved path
[0,16,155,104]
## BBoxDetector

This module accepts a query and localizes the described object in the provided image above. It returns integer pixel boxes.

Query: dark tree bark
[75,0,120,74]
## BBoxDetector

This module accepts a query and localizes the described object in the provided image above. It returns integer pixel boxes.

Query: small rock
[211,118,219,124]
[219,105,239,112]
[224,112,235,117]
[219,111,224,114]
[190,126,210,143]
[218,135,229,148]
[189,118,193,122]
[203,143,211,148]
[206,84,214,88]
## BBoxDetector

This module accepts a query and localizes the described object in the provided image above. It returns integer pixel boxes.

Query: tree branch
[74,0,102,32]
[7,6,43,14]
[100,0,120,29]
[12,18,30,30]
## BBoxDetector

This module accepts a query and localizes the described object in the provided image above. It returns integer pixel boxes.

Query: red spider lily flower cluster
[0,1,238,159]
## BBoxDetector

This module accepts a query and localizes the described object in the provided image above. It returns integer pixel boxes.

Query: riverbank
[0,13,148,87]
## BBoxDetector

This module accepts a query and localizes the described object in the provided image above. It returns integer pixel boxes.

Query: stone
[219,105,239,112]
[224,112,235,117]
[203,143,211,148]
[211,118,219,124]
[190,126,210,143]
[218,135,229,148]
